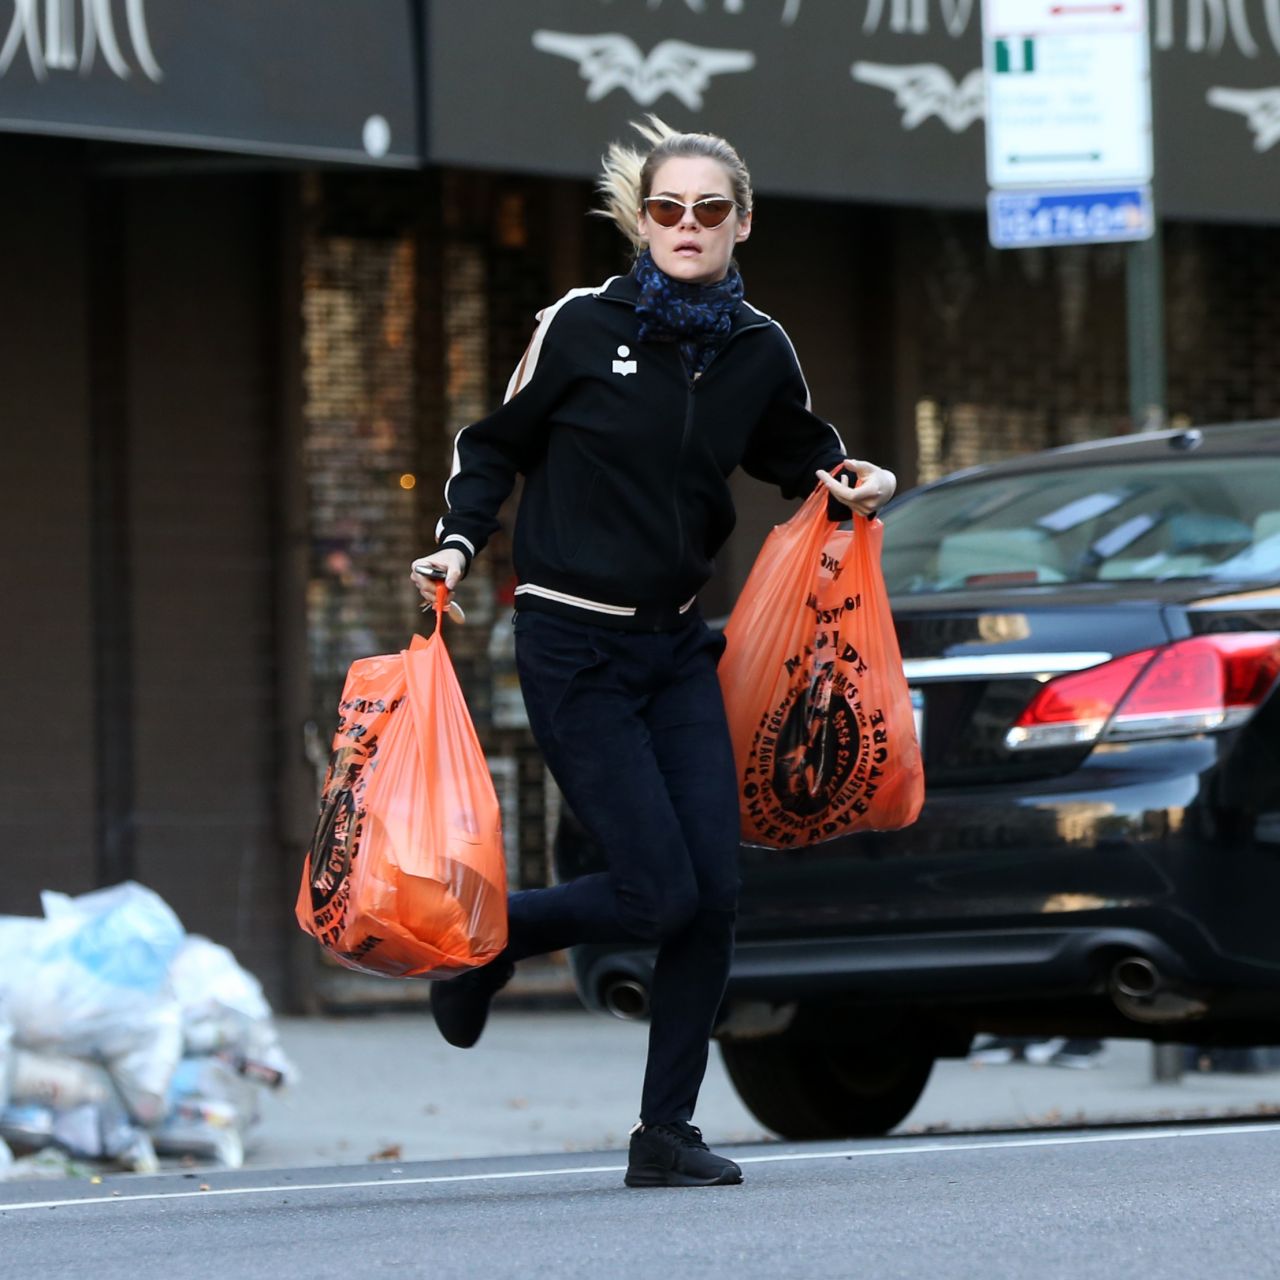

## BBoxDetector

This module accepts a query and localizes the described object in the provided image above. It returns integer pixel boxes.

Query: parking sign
[983,0,1153,189]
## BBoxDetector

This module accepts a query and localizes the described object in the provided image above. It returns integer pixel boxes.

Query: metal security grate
[301,231,421,736]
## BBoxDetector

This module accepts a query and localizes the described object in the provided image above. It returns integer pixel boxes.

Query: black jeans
[507,609,740,1126]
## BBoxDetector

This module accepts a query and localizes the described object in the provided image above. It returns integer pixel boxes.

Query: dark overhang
[2,2,1277,220]
[0,0,422,168]
[427,1,1280,224]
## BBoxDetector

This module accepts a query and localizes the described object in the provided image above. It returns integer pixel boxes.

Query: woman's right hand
[410,548,468,618]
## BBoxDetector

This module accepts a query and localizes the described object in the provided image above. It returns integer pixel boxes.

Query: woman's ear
[735,210,753,245]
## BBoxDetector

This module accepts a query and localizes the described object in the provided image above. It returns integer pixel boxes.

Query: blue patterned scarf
[633,249,744,379]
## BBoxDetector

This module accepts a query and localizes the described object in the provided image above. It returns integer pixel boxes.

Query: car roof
[921,420,1280,491]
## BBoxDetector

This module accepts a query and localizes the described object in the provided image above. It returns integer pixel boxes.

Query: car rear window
[881,454,1280,594]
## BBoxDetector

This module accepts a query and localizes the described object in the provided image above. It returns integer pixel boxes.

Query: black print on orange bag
[295,586,508,977]
[720,481,924,847]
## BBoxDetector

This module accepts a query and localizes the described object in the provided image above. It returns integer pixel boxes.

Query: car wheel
[718,1036,935,1139]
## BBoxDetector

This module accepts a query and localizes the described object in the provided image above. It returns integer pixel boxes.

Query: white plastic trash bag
[169,936,296,1086]
[0,882,185,1123]
[8,1050,114,1110]
[0,1012,12,1110]
[170,936,272,1029]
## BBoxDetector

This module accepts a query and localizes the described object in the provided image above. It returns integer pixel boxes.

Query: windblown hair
[594,115,753,253]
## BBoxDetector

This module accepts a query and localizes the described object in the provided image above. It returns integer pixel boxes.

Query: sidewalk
[248,1008,1280,1170]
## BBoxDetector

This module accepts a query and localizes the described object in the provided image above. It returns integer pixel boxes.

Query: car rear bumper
[554,733,1280,1037]
[568,918,1280,1029]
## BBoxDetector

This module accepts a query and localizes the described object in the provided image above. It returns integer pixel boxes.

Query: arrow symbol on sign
[1008,152,1103,162]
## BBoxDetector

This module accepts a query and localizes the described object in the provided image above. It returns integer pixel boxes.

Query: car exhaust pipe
[1111,955,1161,1000]
[601,976,650,1020]
[1108,955,1208,1025]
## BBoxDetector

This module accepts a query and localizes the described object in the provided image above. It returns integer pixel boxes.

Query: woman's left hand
[816,459,897,517]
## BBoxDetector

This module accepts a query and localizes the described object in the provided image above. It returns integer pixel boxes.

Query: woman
[411,117,896,1189]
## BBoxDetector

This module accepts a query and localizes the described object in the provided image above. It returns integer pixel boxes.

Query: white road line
[4,1122,1280,1215]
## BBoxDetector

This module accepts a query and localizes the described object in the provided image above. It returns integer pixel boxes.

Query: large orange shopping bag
[296,586,508,977]
[719,480,924,848]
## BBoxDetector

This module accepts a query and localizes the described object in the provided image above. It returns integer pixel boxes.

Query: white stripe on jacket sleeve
[436,278,621,542]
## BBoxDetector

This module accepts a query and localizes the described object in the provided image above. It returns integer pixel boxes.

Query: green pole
[1126,9,1166,435]
[1125,222,1167,432]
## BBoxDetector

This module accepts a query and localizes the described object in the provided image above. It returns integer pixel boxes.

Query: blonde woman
[412,118,895,1188]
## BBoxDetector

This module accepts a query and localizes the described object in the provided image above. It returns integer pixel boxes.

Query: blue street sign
[988,186,1155,249]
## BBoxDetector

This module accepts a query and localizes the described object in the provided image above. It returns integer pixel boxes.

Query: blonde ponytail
[593,115,677,251]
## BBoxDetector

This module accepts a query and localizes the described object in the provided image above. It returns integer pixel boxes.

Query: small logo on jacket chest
[612,345,637,376]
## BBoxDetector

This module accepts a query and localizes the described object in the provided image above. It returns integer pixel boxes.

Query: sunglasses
[642,196,741,229]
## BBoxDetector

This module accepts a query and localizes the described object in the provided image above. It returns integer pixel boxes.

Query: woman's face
[638,156,752,286]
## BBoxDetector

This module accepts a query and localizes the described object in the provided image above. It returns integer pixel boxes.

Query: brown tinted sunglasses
[642,197,741,229]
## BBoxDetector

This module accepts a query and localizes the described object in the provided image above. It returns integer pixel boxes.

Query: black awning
[0,0,422,167]
[3,2,1277,218]
[427,1,1280,223]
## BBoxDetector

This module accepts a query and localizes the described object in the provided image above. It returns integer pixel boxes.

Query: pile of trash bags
[0,882,294,1177]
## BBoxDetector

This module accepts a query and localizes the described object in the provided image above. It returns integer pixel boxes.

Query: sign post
[982,0,1167,436]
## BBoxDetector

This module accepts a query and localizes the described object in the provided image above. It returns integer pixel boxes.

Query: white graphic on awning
[852,61,985,132]
[1155,0,1279,57]
[614,0,802,22]
[861,0,975,37]
[532,30,754,109]
[1207,85,1280,151]
[0,0,162,83]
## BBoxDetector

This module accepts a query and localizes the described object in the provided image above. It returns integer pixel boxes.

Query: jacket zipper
[596,290,773,582]
[675,362,696,577]
[672,322,771,571]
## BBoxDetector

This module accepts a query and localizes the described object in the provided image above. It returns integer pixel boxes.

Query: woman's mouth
[674,240,702,256]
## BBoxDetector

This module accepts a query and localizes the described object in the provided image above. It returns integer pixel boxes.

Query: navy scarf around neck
[633,249,744,379]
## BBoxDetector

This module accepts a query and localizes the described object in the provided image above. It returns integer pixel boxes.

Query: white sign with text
[983,0,1153,187]
[984,0,1146,36]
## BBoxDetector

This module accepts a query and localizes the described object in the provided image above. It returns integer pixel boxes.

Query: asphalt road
[5,1122,1280,1279]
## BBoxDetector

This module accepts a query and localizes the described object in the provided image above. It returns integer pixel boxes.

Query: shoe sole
[624,1166,743,1188]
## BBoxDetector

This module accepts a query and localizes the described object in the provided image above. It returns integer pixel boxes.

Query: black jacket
[436,271,846,630]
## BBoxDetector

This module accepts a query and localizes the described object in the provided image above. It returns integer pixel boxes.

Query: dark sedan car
[555,421,1280,1139]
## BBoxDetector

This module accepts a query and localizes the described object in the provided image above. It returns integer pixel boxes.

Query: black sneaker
[624,1121,743,1188]
[429,957,515,1048]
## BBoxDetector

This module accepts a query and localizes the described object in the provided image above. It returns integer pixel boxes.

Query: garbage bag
[151,1098,245,1169]
[2,1104,157,1172]
[0,1013,11,1110]
[8,1049,114,1110]
[296,595,508,978]
[0,883,185,1123]
[719,478,924,847]
[169,936,296,1085]
[0,1103,54,1153]
[152,1056,263,1168]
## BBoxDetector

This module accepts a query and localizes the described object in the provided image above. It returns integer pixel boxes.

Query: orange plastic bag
[719,480,924,848]
[295,588,508,977]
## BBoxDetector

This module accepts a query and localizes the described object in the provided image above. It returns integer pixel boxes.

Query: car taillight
[1005,632,1280,751]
